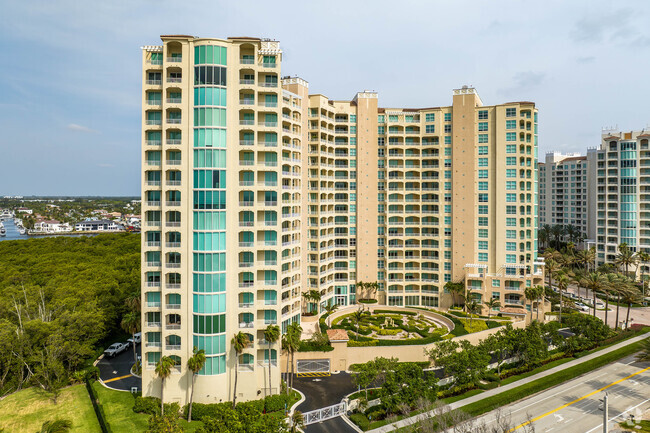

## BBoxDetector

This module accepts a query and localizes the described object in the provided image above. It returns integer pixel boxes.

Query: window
[378,126,385,134]
[478,170,488,179]
[506,254,517,263]
[506,157,516,165]
[478,181,488,191]
[492,280,501,287]
[478,194,488,203]
[506,108,517,117]
[444,147,452,156]
[506,242,516,251]
[444,136,451,144]
[478,205,488,214]
[478,110,488,120]
[478,122,488,132]
[506,218,516,226]
[506,120,517,129]
[506,181,516,190]
[506,193,516,202]
[478,134,488,143]
[478,253,488,262]
[478,217,488,226]
[444,113,452,122]
[506,230,516,238]
[478,146,488,155]
[506,206,517,214]
[506,145,516,153]
[350,115,356,123]
[425,113,435,122]
[444,124,452,133]
[478,158,488,167]
[506,169,516,178]
[425,124,435,133]
[389,115,398,122]
[378,115,385,123]
[478,241,488,250]
[478,229,488,238]
[506,132,517,141]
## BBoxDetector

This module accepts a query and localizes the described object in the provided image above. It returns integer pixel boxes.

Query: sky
[0,0,649,196]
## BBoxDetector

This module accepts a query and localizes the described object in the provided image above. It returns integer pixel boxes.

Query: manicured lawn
[92,382,203,432]
[620,420,650,432]
[0,385,100,433]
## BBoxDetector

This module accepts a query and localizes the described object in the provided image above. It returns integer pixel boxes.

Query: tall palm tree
[352,308,367,339]
[550,225,565,249]
[309,289,322,314]
[544,258,560,297]
[290,411,305,433]
[155,356,175,415]
[621,286,641,329]
[287,322,302,392]
[582,273,605,320]
[186,347,206,421]
[465,299,481,329]
[483,298,501,319]
[324,303,338,326]
[121,311,140,368]
[281,333,291,395]
[585,247,596,273]
[555,272,570,324]
[263,324,280,396]
[636,250,650,295]
[602,273,619,328]
[539,225,551,250]
[532,285,545,320]
[301,292,312,314]
[616,243,637,281]
[231,331,251,408]
[524,286,537,322]
[356,281,367,299]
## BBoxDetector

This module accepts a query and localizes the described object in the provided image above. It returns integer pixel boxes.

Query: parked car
[574,302,590,312]
[127,332,142,347]
[104,342,129,357]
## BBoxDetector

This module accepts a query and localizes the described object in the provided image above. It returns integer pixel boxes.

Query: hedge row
[85,380,113,433]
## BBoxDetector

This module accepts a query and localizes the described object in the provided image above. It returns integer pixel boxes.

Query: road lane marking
[584,398,650,433]
[104,374,132,383]
[508,365,650,432]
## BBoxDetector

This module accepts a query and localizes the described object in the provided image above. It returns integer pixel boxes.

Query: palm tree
[621,286,641,329]
[39,419,72,433]
[483,298,501,319]
[544,258,560,297]
[356,281,367,299]
[582,272,605,320]
[301,292,312,314]
[602,273,619,328]
[444,281,465,308]
[231,331,251,408]
[324,303,339,326]
[368,282,379,300]
[186,347,206,421]
[635,338,650,362]
[309,289,322,314]
[121,311,140,368]
[155,356,175,415]
[290,410,305,433]
[352,308,367,340]
[263,324,280,396]
[534,285,545,320]
[616,243,637,281]
[281,333,291,395]
[524,286,539,322]
[550,225,565,249]
[555,272,570,324]
[539,224,551,250]
[287,322,302,392]
[465,299,481,329]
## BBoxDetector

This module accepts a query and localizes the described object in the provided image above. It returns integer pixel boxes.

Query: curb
[97,378,131,393]
[288,388,306,417]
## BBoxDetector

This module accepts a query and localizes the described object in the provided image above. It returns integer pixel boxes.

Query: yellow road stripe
[104,374,132,383]
[509,365,650,432]
[297,372,331,377]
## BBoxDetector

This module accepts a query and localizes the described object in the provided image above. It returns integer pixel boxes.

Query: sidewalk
[366,331,650,432]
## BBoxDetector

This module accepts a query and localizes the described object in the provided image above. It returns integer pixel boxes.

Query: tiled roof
[326,329,349,342]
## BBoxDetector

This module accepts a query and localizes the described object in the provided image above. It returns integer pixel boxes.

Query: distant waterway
[0,218,99,241]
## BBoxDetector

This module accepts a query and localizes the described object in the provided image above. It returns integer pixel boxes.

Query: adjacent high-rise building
[539,152,590,238]
[587,129,650,267]
[141,35,544,405]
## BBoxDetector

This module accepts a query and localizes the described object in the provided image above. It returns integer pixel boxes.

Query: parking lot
[97,342,142,391]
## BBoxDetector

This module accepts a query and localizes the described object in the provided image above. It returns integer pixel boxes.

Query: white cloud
[67,123,99,133]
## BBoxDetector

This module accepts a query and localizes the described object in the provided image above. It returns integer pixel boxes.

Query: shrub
[133,396,161,416]
[350,413,371,430]
[358,299,378,304]
[264,394,289,413]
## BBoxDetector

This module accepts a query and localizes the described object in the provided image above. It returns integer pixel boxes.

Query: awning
[465,264,488,268]
[503,264,526,269]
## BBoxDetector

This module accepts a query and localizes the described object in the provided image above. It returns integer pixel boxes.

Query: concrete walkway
[366,331,650,432]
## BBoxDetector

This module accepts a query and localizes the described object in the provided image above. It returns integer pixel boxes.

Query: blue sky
[0,0,648,195]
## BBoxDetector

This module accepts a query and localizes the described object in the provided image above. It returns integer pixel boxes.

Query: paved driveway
[289,372,359,433]
[97,343,142,391]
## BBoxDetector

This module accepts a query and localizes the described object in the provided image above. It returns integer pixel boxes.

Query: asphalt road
[474,354,650,432]
[289,372,359,433]
[97,343,142,391]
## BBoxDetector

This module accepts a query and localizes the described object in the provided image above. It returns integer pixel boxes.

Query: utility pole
[601,392,609,433]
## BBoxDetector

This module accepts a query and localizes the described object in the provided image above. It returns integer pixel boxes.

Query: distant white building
[75,219,120,232]
[34,220,72,233]
[16,207,33,214]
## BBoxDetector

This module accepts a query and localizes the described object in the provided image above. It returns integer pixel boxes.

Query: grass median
[461,339,645,417]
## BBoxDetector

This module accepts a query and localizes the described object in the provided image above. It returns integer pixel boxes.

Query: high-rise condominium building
[587,129,650,267]
[539,152,590,238]
[141,35,544,405]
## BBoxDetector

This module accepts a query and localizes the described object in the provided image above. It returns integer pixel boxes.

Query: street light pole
[603,393,609,433]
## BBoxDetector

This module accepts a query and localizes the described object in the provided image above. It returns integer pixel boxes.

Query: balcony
[240,120,255,126]
[166,263,181,269]
[167,118,181,125]
[166,201,181,207]
[165,221,181,227]
[146,261,161,267]
[145,119,162,126]
[166,283,181,289]
[145,80,162,85]
[166,323,181,330]
[166,180,181,186]
[146,302,161,308]
[145,342,161,348]
[146,140,161,146]
[146,100,162,106]
[166,160,181,166]
[239,322,255,328]
[166,345,181,350]
[240,99,255,105]
[262,62,277,68]
[238,363,255,371]
[166,56,182,63]
[166,304,181,310]
[146,322,161,328]
[239,302,254,308]
[240,58,254,64]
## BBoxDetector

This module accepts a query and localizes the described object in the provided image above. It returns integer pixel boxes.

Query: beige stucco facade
[141,35,544,406]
